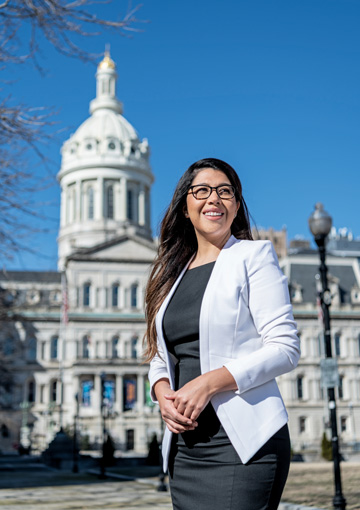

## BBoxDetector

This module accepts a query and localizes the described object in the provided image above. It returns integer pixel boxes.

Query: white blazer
[149,236,300,472]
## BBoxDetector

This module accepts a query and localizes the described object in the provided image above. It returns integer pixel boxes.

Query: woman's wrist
[153,378,171,401]
[203,367,237,396]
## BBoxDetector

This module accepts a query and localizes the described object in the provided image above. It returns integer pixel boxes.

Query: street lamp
[72,393,79,473]
[99,372,107,479]
[308,203,346,510]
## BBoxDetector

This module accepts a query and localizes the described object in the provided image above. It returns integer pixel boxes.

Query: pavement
[0,455,327,510]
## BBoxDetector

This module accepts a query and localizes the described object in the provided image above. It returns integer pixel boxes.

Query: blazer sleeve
[148,338,170,402]
[224,241,300,394]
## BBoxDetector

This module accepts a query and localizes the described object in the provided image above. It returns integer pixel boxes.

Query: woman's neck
[189,232,231,269]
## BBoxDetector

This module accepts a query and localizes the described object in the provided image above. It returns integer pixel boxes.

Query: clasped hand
[157,374,213,434]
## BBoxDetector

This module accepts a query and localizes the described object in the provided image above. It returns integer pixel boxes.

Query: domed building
[0,52,161,455]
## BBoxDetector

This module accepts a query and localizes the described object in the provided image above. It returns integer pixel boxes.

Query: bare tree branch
[0,1,145,262]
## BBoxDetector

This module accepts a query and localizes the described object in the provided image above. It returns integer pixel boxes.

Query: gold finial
[98,45,115,70]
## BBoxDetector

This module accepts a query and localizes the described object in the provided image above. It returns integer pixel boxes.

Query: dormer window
[108,141,116,150]
[86,143,93,150]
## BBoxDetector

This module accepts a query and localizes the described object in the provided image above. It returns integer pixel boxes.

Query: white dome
[71,109,139,145]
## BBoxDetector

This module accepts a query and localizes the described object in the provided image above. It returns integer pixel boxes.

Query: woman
[145,158,300,510]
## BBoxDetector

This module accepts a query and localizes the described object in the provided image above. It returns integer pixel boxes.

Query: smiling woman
[144,158,300,510]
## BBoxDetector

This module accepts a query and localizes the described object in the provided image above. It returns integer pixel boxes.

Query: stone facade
[0,52,161,455]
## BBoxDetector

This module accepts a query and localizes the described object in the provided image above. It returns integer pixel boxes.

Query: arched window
[83,282,91,307]
[106,185,114,219]
[50,336,58,360]
[88,187,94,219]
[82,336,90,359]
[28,380,35,403]
[112,283,119,307]
[130,284,138,308]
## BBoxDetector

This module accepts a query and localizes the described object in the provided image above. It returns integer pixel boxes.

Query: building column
[76,180,82,222]
[119,177,127,221]
[93,374,101,413]
[98,176,104,219]
[60,188,67,227]
[116,375,123,414]
[138,184,145,226]
[137,374,145,413]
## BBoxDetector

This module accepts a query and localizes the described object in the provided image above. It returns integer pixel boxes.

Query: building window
[335,334,341,357]
[340,416,347,433]
[106,185,114,219]
[338,375,344,400]
[83,283,91,307]
[111,284,119,307]
[127,188,134,221]
[81,379,93,407]
[299,416,306,434]
[27,338,37,360]
[358,333,360,356]
[87,187,94,219]
[297,375,303,400]
[130,284,138,308]
[50,336,58,360]
[102,378,115,411]
[126,429,135,451]
[28,380,35,403]
[123,376,137,412]
[1,424,9,438]
[82,336,90,359]
[50,380,58,402]
[3,336,14,356]
[111,337,119,359]
[41,342,46,360]
[131,337,137,359]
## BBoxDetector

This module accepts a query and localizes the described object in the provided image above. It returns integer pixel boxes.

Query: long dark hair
[144,158,253,361]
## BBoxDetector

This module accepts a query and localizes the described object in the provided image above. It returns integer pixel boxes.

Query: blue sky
[5,0,360,270]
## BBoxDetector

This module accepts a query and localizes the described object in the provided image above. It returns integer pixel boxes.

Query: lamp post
[99,372,107,479]
[308,203,346,510]
[72,393,79,473]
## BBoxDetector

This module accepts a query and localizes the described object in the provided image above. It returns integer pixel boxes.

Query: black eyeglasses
[188,184,236,200]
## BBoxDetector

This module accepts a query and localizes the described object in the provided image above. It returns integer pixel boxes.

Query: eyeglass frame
[187,184,237,200]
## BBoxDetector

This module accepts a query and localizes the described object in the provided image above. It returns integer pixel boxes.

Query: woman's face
[185,168,240,246]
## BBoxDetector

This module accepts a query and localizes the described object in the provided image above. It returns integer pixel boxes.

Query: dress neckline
[187,261,216,272]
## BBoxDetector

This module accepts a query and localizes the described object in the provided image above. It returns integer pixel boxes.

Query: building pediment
[66,234,157,263]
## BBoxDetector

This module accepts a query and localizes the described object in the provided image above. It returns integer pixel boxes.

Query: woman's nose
[207,189,220,202]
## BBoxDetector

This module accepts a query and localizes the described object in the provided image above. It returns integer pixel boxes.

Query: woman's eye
[219,187,231,195]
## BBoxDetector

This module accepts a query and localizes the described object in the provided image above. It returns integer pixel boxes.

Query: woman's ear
[183,205,189,218]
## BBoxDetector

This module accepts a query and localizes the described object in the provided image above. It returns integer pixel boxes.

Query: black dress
[163,262,291,510]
